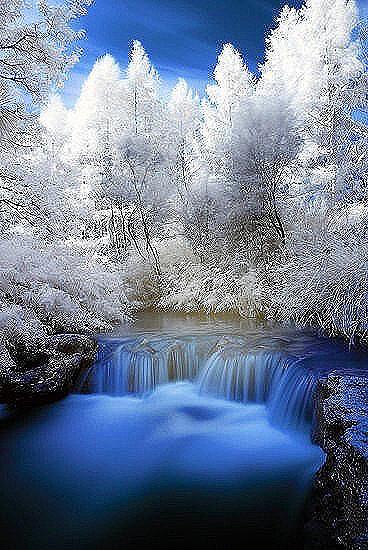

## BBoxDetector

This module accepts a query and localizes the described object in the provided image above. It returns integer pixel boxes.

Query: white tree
[230,93,301,246]
[66,43,171,272]
[167,78,199,198]
[67,54,127,254]
[0,0,92,148]
[259,0,365,202]
[69,54,123,163]
[180,44,257,262]
[124,40,160,136]
[40,95,70,147]
[0,0,92,231]
[115,41,171,274]
[202,43,254,164]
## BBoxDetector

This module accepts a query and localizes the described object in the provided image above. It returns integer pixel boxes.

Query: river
[1,312,367,549]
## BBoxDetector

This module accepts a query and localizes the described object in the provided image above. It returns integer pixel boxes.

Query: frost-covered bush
[117,252,160,309]
[268,210,368,345]
[0,235,131,350]
[157,241,266,316]
[0,303,48,352]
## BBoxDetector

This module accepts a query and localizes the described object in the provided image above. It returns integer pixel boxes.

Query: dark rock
[305,372,368,549]
[0,334,97,405]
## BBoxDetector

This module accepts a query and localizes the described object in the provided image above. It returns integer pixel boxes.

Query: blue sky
[61,0,366,107]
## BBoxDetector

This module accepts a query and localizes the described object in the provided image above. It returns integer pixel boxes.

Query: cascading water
[267,357,316,431]
[78,333,317,432]
[80,336,216,395]
[198,346,316,431]
[7,313,364,549]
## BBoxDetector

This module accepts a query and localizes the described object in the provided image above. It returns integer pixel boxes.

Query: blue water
[1,313,365,549]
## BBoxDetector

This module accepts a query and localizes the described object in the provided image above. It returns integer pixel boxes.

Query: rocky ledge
[0,334,97,405]
[305,372,368,549]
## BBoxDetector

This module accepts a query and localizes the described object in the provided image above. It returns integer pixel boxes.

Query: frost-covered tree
[0,0,92,148]
[40,95,70,150]
[202,43,254,169]
[182,44,256,261]
[230,94,301,247]
[167,78,199,197]
[124,40,161,136]
[260,0,365,202]
[67,54,127,254]
[260,0,361,121]
[0,0,92,230]
[31,96,87,240]
[0,96,83,240]
[69,54,123,162]
[67,43,171,272]
[115,41,171,274]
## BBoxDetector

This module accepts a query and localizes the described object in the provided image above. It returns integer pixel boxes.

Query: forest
[1,0,368,359]
[3,2,368,548]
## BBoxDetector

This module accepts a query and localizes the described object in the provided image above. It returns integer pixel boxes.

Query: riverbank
[305,372,368,549]
[0,334,97,405]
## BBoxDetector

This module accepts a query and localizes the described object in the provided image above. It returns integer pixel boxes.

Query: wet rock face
[0,334,98,405]
[305,373,368,549]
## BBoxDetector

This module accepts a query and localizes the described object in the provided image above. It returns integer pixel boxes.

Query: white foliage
[0,0,92,149]
[0,235,131,337]
[2,0,368,350]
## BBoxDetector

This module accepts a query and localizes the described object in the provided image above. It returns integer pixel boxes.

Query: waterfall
[198,345,316,431]
[80,336,215,396]
[266,357,316,431]
[78,335,317,432]
[198,348,283,403]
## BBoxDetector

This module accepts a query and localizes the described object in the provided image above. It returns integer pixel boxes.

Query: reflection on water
[1,312,366,549]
